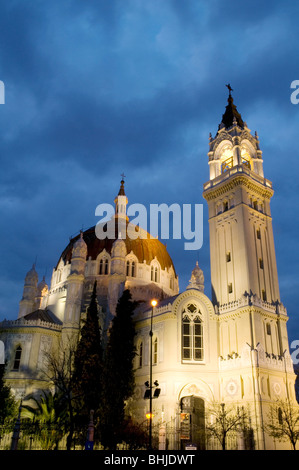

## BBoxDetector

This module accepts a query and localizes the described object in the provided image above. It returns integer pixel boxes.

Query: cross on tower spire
[226,83,233,95]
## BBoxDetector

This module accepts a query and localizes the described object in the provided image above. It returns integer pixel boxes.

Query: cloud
[0,0,299,345]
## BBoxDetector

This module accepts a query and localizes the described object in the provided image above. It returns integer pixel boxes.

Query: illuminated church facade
[0,91,297,450]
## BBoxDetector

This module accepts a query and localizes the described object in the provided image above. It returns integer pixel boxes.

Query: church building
[0,90,297,450]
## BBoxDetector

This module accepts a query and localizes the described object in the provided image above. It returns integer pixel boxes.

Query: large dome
[56,219,176,275]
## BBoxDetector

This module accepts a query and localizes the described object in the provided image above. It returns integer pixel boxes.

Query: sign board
[180,412,191,440]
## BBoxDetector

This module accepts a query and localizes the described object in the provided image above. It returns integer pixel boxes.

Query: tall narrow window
[228,283,233,294]
[193,318,203,361]
[223,201,229,212]
[257,229,261,240]
[151,266,154,281]
[155,267,158,282]
[126,260,130,276]
[153,338,158,365]
[278,408,283,425]
[99,259,103,275]
[138,342,143,368]
[182,316,191,360]
[262,289,267,301]
[226,251,231,262]
[105,258,109,275]
[259,258,264,269]
[131,261,136,277]
[13,346,22,371]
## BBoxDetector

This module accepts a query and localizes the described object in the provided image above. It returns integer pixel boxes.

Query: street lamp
[149,299,157,449]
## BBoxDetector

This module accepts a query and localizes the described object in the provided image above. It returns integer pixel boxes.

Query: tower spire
[114,175,128,222]
[118,174,126,196]
[219,84,244,130]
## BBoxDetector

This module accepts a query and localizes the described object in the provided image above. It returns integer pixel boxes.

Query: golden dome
[56,220,176,275]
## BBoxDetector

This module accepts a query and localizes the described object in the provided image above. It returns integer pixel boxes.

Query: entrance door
[180,396,205,450]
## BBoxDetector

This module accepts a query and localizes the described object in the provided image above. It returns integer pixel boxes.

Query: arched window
[99,257,109,275]
[126,259,137,277]
[241,147,252,169]
[182,304,204,362]
[13,346,22,371]
[150,263,160,283]
[220,146,234,174]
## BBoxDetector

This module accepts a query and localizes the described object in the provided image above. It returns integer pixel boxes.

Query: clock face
[226,380,238,396]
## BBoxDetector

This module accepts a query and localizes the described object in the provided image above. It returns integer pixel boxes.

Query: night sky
[1,1,299,349]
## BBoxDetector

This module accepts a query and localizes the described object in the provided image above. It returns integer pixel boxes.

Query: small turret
[187,261,204,293]
[70,231,87,275]
[63,231,87,337]
[18,264,39,318]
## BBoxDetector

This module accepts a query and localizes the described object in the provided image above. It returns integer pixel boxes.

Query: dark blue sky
[1,0,299,348]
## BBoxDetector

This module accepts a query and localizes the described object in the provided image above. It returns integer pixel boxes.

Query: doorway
[180,396,205,450]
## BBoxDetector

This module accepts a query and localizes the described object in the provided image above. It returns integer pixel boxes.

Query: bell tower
[203,86,280,306]
[202,87,296,450]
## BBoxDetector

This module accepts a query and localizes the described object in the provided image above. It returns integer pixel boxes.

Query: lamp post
[246,342,265,450]
[149,299,157,450]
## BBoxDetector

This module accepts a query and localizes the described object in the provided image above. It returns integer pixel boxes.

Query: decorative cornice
[0,318,62,332]
[215,294,287,319]
[203,169,273,201]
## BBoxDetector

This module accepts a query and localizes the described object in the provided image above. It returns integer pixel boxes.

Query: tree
[205,401,250,450]
[265,398,299,450]
[72,281,103,426]
[42,337,79,450]
[0,363,17,425]
[100,289,138,449]
[119,417,148,450]
[21,390,66,450]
